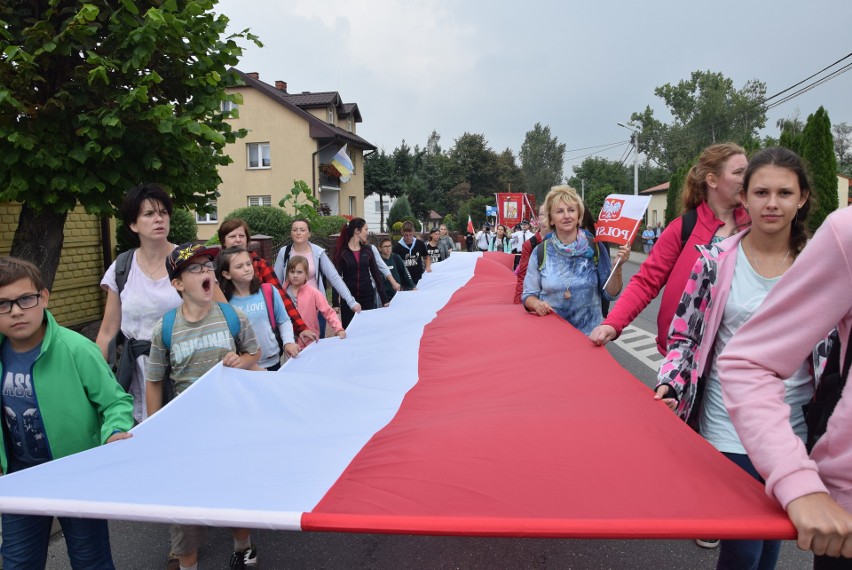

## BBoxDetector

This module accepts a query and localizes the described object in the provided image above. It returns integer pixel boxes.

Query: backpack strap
[680,208,698,250]
[260,283,277,332]
[161,307,178,350]
[217,302,241,347]
[535,241,547,271]
[114,248,137,296]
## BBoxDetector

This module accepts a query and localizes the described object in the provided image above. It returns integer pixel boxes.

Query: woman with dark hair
[273,218,362,336]
[333,218,388,328]
[590,143,750,354]
[488,224,512,252]
[654,147,814,569]
[96,183,181,422]
[218,218,313,346]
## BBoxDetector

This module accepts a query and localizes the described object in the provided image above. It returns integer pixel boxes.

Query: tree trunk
[379,194,385,232]
[10,204,68,290]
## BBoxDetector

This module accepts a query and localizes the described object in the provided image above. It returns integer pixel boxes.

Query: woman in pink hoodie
[720,204,852,567]
[654,147,814,569]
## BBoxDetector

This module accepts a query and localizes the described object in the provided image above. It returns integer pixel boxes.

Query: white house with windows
[364,193,397,233]
[195,69,376,240]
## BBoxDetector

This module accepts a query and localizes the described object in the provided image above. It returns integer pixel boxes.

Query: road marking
[613,325,664,371]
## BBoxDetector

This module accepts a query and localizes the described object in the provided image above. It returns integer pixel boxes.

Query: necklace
[136,247,170,279]
[744,239,790,279]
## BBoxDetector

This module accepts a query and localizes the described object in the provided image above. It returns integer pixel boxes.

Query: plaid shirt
[251,252,308,336]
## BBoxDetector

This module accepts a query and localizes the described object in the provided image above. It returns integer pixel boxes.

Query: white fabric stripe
[0,253,482,529]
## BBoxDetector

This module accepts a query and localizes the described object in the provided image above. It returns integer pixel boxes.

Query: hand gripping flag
[332,145,354,183]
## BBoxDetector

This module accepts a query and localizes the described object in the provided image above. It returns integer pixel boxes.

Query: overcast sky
[215,0,852,179]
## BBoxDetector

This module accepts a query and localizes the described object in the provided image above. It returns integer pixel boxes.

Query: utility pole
[617,122,641,195]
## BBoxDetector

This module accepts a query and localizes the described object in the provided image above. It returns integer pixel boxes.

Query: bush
[442,213,457,232]
[311,215,349,238]
[224,206,292,241]
[116,207,197,253]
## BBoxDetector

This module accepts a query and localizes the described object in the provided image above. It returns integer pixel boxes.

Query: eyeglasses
[0,293,41,314]
[185,261,216,273]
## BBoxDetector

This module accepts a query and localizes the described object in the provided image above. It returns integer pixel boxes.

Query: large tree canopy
[801,106,838,232]
[519,123,565,201]
[630,70,767,173]
[0,0,259,284]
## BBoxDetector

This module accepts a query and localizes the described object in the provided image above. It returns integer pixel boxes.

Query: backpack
[280,244,327,291]
[680,208,698,250]
[260,283,285,353]
[113,248,136,296]
[159,302,241,406]
[533,233,609,317]
[804,329,852,452]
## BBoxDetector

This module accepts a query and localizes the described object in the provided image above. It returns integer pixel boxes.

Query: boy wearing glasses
[0,257,133,569]
[145,242,260,570]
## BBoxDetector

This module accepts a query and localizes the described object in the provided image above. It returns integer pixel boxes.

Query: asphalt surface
[43,253,814,569]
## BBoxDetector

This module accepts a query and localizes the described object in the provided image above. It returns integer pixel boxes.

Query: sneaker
[229,543,258,568]
[696,538,720,549]
[166,553,180,570]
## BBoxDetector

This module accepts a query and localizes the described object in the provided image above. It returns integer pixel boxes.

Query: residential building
[364,193,397,233]
[640,181,669,227]
[198,69,376,239]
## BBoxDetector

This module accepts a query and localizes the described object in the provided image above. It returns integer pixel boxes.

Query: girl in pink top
[720,205,852,565]
[284,255,345,348]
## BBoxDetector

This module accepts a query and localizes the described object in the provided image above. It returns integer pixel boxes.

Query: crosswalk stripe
[613,326,663,372]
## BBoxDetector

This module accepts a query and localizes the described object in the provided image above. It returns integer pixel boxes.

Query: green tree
[778,111,805,155]
[833,122,852,177]
[279,180,321,223]
[519,123,565,201]
[495,148,526,194]
[446,133,499,196]
[631,70,767,173]
[568,157,631,195]
[387,195,413,230]
[584,186,613,224]
[665,164,691,224]
[0,0,259,286]
[801,106,838,231]
[458,196,494,230]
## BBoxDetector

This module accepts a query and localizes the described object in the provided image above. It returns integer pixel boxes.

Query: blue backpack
[161,302,241,350]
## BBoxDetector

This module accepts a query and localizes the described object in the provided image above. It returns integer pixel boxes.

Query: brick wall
[0,203,108,327]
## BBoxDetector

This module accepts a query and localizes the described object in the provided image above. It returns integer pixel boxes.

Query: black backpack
[804,329,852,452]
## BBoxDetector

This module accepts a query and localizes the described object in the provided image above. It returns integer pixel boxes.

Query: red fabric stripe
[304,255,795,538]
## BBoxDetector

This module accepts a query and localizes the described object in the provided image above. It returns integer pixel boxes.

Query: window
[221,100,238,113]
[347,117,353,133]
[348,149,356,174]
[247,143,271,169]
[349,196,356,216]
[195,201,218,224]
[247,195,272,207]
[374,200,390,214]
[327,107,334,123]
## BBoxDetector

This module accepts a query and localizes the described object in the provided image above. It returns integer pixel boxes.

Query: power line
[564,141,630,164]
[763,51,852,103]
[562,140,629,154]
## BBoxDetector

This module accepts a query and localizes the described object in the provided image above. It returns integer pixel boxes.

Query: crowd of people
[0,142,850,569]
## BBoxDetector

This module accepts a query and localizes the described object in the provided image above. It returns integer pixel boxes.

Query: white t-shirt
[101,251,182,341]
[101,249,182,421]
[700,244,813,454]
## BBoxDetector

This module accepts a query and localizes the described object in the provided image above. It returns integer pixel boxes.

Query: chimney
[275,80,287,93]
[246,72,259,79]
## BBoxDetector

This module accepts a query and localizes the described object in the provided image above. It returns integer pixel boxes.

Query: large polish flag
[0,253,794,539]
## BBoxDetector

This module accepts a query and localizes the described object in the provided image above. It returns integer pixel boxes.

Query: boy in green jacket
[0,256,133,569]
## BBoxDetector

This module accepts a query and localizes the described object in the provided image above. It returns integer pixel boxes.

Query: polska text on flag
[332,145,354,183]
[594,194,651,246]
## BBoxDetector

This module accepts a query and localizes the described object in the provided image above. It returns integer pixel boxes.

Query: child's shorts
[170,523,207,556]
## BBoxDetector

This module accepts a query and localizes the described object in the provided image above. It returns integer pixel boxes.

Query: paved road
[45,256,813,569]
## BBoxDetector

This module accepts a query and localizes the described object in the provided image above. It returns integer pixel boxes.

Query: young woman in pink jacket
[589,143,750,354]
[654,147,814,569]
[720,204,852,568]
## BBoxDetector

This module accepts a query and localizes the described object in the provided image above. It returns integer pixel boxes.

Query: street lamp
[617,122,640,196]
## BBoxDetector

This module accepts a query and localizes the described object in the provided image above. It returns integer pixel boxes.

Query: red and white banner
[0,254,793,539]
[496,193,536,229]
[595,194,651,245]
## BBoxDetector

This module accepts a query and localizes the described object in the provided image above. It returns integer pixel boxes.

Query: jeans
[716,452,781,570]
[318,311,327,338]
[814,555,852,569]
[1,513,114,570]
